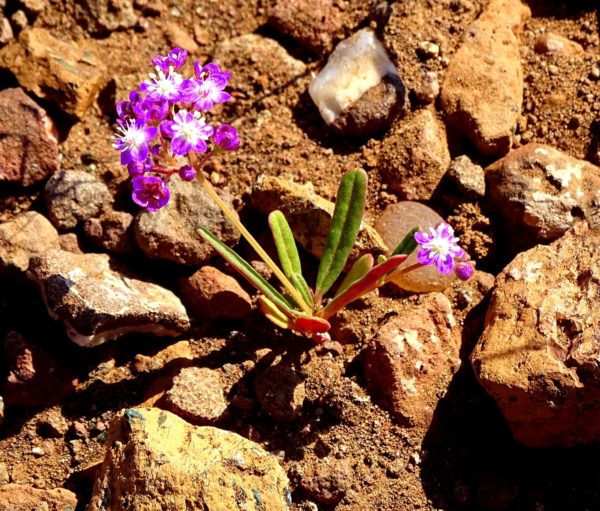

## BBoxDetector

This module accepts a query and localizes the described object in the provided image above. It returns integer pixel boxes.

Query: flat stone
[447,155,486,199]
[379,107,450,199]
[27,249,190,347]
[252,175,387,268]
[471,222,600,447]
[485,144,600,249]
[0,483,77,511]
[84,210,136,255]
[0,211,59,273]
[88,408,290,511]
[534,32,584,58]
[0,28,108,118]
[2,331,77,407]
[45,170,113,229]
[309,28,408,136]
[76,0,137,34]
[363,293,460,428]
[268,0,342,55]
[0,87,58,186]
[255,362,305,422]
[440,0,531,156]
[134,178,240,265]
[164,367,228,425]
[375,201,455,292]
[178,266,252,320]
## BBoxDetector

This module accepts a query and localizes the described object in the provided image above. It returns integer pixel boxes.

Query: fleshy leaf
[319,254,408,320]
[268,211,303,279]
[293,316,331,335]
[391,227,420,256]
[334,253,374,298]
[198,227,297,317]
[315,169,367,301]
[258,296,294,329]
[290,272,314,307]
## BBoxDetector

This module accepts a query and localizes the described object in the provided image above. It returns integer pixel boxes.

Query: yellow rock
[88,408,290,511]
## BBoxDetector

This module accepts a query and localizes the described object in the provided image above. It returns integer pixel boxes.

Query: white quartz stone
[309,28,398,124]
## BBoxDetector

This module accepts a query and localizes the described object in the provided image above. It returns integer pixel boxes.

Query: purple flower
[213,124,240,151]
[455,261,474,281]
[181,62,231,110]
[194,62,231,83]
[132,97,169,123]
[178,164,196,181]
[160,109,214,156]
[414,223,465,275]
[140,70,183,102]
[152,48,188,72]
[127,157,153,177]
[131,175,170,211]
[113,119,158,164]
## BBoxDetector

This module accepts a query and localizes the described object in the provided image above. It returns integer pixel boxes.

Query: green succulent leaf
[268,211,303,279]
[334,253,374,298]
[258,296,294,330]
[320,254,408,320]
[290,272,314,307]
[391,227,420,256]
[198,227,296,317]
[315,169,367,300]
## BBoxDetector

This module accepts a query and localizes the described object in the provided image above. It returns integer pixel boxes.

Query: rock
[534,32,584,58]
[20,0,47,14]
[300,457,352,504]
[27,249,190,347]
[447,155,486,199]
[379,107,450,199]
[58,232,84,254]
[0,463,8,485]
[375,201,456,293]
[84,210,136,255]
[0,28,108,118]
[213,34,306,99]
[10,10,27,30]
[440,0,531,156]
[88,408,290,511]
[363,293,460,428]
[2,331,77,407]
[0,211,60,273]
[75,0,137,34]
[471,222,600,447]
[45,170,113,230]
[0,17,13,45]
[268,0,342,55]
[252,175,387,268]
[485,144,600,248]
[414,71,440,104]
[132,340,194,374]
[164,367,228,425]
[178,266,252,320]
[0,87,58,186]
[0,484,78,511]
[164,22,199,53]
[255,362,305,422]
[309,28,408,136]
[134,178,240,265]
[0,397,4,427]
[37,409,69,437]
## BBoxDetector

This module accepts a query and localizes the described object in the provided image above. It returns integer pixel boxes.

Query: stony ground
[0,0,599,510]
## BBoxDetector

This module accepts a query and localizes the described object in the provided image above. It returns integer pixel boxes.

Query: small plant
[113,48,473,343]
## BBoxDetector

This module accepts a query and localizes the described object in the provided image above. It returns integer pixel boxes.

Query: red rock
[0,87,58,186]
[0,483,77,511]
[471,222,600,447]
[2,331,77,407]
[534,32,584,58]
[255,362,305,422]
[178,266,252,320]
[300,457,352,504]
[164,367,228,425]
[84,210,136,255]
[363,294,460,428]
[268,0,342,55]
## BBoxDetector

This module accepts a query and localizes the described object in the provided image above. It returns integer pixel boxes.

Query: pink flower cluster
[113,48,239,211]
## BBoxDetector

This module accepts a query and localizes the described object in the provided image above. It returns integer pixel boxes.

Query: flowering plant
[114,48,473,343]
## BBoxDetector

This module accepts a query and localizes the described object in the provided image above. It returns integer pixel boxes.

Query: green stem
[189,152,312,315]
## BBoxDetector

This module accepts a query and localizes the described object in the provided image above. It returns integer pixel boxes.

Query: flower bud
[178,164,196,181]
